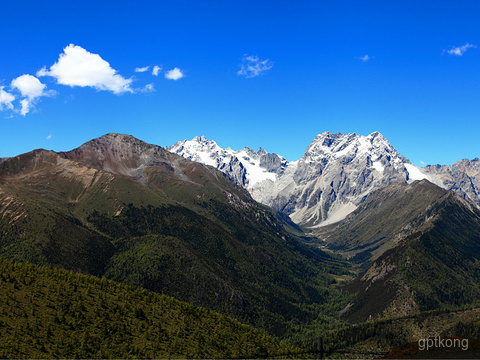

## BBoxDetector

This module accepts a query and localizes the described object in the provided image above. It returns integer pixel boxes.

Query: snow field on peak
[234,150,277,186]
[170,138,226,167]
[372,161,384,172]
[169,138,278,188]
[404,163,431,182]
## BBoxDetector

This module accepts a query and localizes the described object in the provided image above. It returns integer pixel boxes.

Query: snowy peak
[167,136,287,189]
[168,136,225,167]
[276,131,421,226]
[168,131,416,227]
[293,131,414,187]
[303,131,407,165]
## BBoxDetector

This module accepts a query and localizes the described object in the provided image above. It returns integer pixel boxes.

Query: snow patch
[235,150,277,186]
[194,150,218,167]
[404,163,430,183]
[310,202,358,228]
[373,161,384,172]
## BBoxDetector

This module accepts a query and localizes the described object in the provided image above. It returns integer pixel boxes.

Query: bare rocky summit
[60,133,174,180]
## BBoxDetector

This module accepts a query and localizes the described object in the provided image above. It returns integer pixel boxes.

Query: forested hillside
[0,257,294,359]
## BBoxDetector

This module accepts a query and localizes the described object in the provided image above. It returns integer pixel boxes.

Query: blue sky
[1,1,480,166]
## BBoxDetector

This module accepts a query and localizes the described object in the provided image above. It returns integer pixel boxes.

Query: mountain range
[168,131,480,326]
[169,132,480,227]
[2,131,480,357]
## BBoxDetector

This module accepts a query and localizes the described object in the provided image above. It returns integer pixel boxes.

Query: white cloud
[11,74,47,99]
[237,55,273,78]
[135,66,150,73]
[0,87,15,111]
[10,74,54,116]
[46,134,52,140]
[37,44,133,94]
[359,55,371,62]
[139,83,155,93]
[19,99,31,116]
[152,65,162,76]
[165,67,185,80]
[445,43,476,56]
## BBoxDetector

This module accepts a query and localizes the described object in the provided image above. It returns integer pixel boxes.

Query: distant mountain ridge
[424,158,480,209]
[170,132,428,226]
[169,132,480,227]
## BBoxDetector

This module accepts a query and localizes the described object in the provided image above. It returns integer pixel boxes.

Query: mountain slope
[0,133,350,335]
[316,180,448,264]
[318,181,480,322]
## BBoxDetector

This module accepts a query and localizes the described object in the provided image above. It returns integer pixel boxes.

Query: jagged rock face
[423,158,480,208]
[261,132,414,227]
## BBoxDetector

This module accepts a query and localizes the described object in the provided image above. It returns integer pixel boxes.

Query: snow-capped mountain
[167,136,288,191]
[255,131,432,227]
[168,132,437,227]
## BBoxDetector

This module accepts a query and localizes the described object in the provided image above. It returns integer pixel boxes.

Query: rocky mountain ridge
[423,158,480,209]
